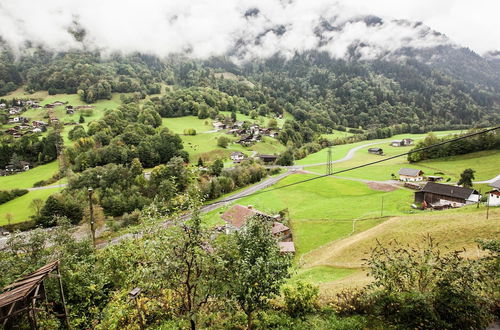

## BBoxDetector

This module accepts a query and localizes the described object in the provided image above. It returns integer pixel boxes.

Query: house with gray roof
[415,182,480,209]
[398,168,424,181]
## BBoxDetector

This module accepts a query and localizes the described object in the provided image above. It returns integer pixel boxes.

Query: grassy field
[298,205,500,294]
[203,174,414,256]
[321,130,354,140]
[162,117,213,134]
[0,161,59,190]
[309,148,499,182]
[295,130,465,166]
[0,187,61,225]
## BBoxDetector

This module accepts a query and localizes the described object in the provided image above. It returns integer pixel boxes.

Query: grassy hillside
[309,148,499,182]
[0,187,62,225]
[296,130,465,166]
[300,206,500,294]
[0,161,59,190]
[203,174,415,256]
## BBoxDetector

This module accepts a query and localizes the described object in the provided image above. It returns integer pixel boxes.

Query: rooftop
[419,182,478,200]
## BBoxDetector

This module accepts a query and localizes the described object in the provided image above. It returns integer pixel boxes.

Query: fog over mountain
[0,0,463,60]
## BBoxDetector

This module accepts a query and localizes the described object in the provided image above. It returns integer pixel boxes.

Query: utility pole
[486,193,490,220]
[326,146,333,176]
[88,188,96,247]
[381,196,384,217]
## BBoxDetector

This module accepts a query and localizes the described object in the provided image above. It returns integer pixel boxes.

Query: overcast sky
[0,0,497,58]
[348,0,500,54]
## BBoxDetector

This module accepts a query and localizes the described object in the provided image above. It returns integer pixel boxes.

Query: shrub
[183,128,197,135]
[283,281,319,318]
[328,288,369,316]
[217,136,230,148]
[0,189,28,205]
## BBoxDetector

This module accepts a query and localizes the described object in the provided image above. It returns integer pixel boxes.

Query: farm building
[390,138,414,147]
[230,151,245,163]
[368,147,383,155]
[427,175,443,182]
[487,189,500,206]
[258,154,278,163]
[398,168,424,181]
[415,182,481,209]
[221,205,295,253]
[212,121,226,130]
[487,179,500,206]
[221,205,277,233]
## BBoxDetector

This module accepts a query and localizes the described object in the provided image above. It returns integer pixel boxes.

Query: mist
[0,0,454,60]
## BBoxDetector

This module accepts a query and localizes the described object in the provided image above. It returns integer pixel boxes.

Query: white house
[398,168,424,181]
[487,179,500,206]
[230,151,245,163]
[487,189,500,207]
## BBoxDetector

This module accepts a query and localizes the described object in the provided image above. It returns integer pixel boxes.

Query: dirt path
[302,216,399,269]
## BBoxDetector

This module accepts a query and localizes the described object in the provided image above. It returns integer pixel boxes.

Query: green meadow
[203,174,414,256]
[0,161,59,190]
[0,187,61,225]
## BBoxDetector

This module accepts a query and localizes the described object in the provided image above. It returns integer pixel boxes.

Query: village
[0,98,94,176]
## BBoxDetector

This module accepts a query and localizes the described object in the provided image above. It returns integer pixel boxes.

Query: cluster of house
[405,170,500,209]
[390,138,413,147]
[0,161,31,176]
[3,100,86,138]
[367,138,414,156]
[230,151,278,164]
[212,120,280,147]
[220,204,295,253]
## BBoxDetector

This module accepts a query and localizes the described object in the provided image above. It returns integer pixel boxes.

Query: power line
[205,126,499,206]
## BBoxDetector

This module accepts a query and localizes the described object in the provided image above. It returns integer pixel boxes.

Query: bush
[217,136,230,148]
[283,281,319,318]
[183,128,197,135]
[0,189,28,205]
[328,288,369,316]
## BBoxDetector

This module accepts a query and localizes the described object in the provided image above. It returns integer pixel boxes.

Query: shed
[368,148,383,155]
[258,154,278,163]
[415,182,480,208]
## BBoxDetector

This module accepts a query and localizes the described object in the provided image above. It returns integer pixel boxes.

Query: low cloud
[0,0,456,60]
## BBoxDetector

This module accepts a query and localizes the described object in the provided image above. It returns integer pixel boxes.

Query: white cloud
[0,0,495,59]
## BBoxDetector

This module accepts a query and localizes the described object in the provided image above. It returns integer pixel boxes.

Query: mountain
[0,14,499,133]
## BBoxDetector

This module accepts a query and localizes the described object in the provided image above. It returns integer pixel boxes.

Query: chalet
[368,147,383,155]
[390,138,414,147]
[398,168,424,181]
[220,205,294,253]
[8,117,20,123]
[212,121,226,130]
[52,101,65,106]
[230,151,245,163]
[221,205,277,233]
[258,154,278,164]
[0,103,6,108]
[487,189,500,207]
[272,222,292,241]
[390,140,404,147]
[13,132,23,139]
[237,135,254,146]
[427,175,443,182]
[44,103,55,109]
[8,108,20,115]
[66,105,74,114]
[415,182,481,209]
[32,128,42,133]
[5,161,30,172]
[487,179,500,207]
[32,120,48,127]
[232,121,244,129]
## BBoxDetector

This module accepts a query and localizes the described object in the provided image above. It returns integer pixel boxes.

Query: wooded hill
[1,45,499,134]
